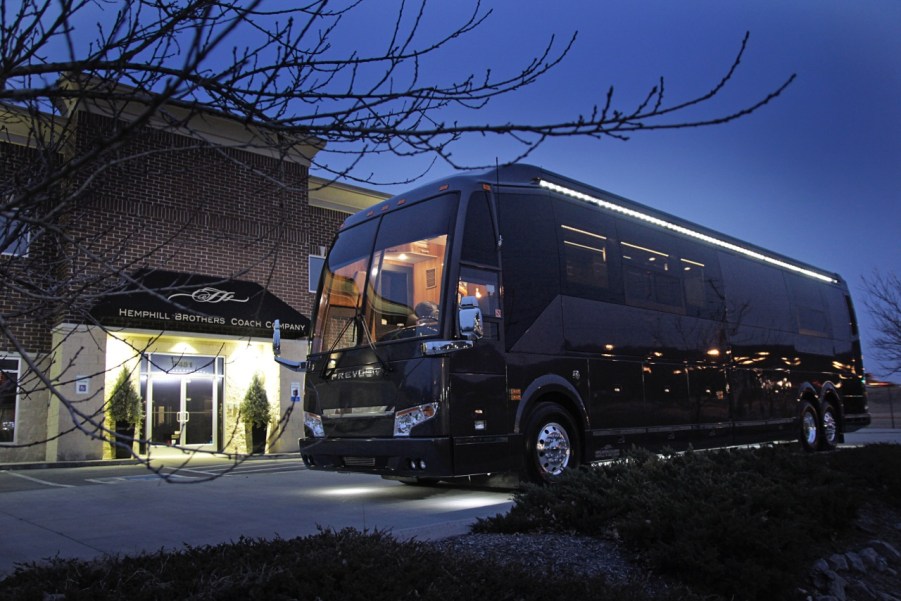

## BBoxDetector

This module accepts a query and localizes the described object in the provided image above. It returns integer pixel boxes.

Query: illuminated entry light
[538,180,838,283]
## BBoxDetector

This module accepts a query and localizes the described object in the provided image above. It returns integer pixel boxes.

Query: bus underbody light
[394,402,439,437]
[537,179,837,284]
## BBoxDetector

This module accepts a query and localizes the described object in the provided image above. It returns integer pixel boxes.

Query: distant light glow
[538,180,838,283]
[317,486,386,497]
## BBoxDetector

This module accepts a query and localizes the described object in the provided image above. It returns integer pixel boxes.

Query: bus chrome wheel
[525,403,579,484]
[799,401,820,452]
[819,400,839,451]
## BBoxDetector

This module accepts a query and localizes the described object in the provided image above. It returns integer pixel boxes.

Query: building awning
[90,269,310,339]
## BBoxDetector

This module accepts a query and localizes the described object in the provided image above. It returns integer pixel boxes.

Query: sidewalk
[0,452,300,472]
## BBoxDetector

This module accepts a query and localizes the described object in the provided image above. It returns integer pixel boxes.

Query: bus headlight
[304,412,325,438]
[394,402,439,437]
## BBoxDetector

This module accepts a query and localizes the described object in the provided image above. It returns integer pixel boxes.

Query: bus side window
[719,252,793,332]
[785,272,831,337]
[621,239,684,313]
[553,199,618,302]
[461,192,498,266]
[677,244,724,321]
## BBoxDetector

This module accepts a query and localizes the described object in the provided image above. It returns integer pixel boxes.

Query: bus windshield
[312,193,457,353]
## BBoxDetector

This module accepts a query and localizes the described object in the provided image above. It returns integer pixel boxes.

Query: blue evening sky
[315,1,901,378]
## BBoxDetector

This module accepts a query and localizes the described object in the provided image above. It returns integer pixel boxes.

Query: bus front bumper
[299,436,455,477]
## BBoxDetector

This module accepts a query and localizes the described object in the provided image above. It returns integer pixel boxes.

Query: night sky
[316,1,901,378]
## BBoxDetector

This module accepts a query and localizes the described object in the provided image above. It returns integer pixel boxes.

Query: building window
[1,212,30,257]
[309,255,325,293]
[0,357,20,444]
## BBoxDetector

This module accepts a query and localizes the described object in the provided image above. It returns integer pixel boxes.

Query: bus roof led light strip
[538,179,837,284]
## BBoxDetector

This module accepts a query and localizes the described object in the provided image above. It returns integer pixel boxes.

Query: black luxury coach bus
[275,164,869,484]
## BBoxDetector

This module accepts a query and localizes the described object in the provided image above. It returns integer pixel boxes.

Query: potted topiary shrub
[240,373,273,454]
[107,367,143,459]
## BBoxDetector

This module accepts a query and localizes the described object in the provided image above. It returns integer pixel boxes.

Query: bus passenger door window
[458,267,500,339]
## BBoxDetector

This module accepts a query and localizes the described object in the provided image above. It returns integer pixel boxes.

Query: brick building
[0,89,387,463]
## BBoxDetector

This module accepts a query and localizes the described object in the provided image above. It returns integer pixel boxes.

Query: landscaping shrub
[0,528,637,601]
[475,445,873,600]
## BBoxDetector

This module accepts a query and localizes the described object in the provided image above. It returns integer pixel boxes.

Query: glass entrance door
[148,377,216,449]
[184,378,214,446]
[149,378,181,447]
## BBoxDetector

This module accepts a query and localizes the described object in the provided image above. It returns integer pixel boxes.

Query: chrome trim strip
[453,435,510,446]
[421,339,473,356]
[323,406,392,418]
[591,419,794,438]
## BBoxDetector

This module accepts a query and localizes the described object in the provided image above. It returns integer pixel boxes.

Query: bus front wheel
[524,402,580,484]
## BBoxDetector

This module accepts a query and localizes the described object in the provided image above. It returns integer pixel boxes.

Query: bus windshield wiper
[320,307,391,378]
[355,311,393,374]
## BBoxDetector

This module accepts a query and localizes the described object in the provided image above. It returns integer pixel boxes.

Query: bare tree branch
[0,0,795,476]
[862,271,901,377]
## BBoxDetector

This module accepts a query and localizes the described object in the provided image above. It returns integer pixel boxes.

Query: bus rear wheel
[818,400,839,451]
[799,400,820,452]
[524,403,580,484]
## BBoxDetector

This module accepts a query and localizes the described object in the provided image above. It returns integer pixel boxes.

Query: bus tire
[818,399,839,451]
[799,400,820,452]
[524,402,580,484]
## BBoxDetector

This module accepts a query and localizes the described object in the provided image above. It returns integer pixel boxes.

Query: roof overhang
[308,175,390,214]
[0,102,69,149]
[55,74,324,167]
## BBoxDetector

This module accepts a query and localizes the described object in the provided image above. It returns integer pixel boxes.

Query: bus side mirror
[273,319,282,356]
[272,319,307,371]
[458,296,483,341]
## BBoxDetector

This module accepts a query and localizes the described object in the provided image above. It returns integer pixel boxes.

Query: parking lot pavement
[0,463,513,578]
[842,428,901,446]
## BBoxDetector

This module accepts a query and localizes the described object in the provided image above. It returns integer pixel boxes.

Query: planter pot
[250,424,268,454]
[114,422,135,459]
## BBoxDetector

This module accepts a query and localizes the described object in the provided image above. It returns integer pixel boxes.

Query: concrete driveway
[0,458,513,578]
